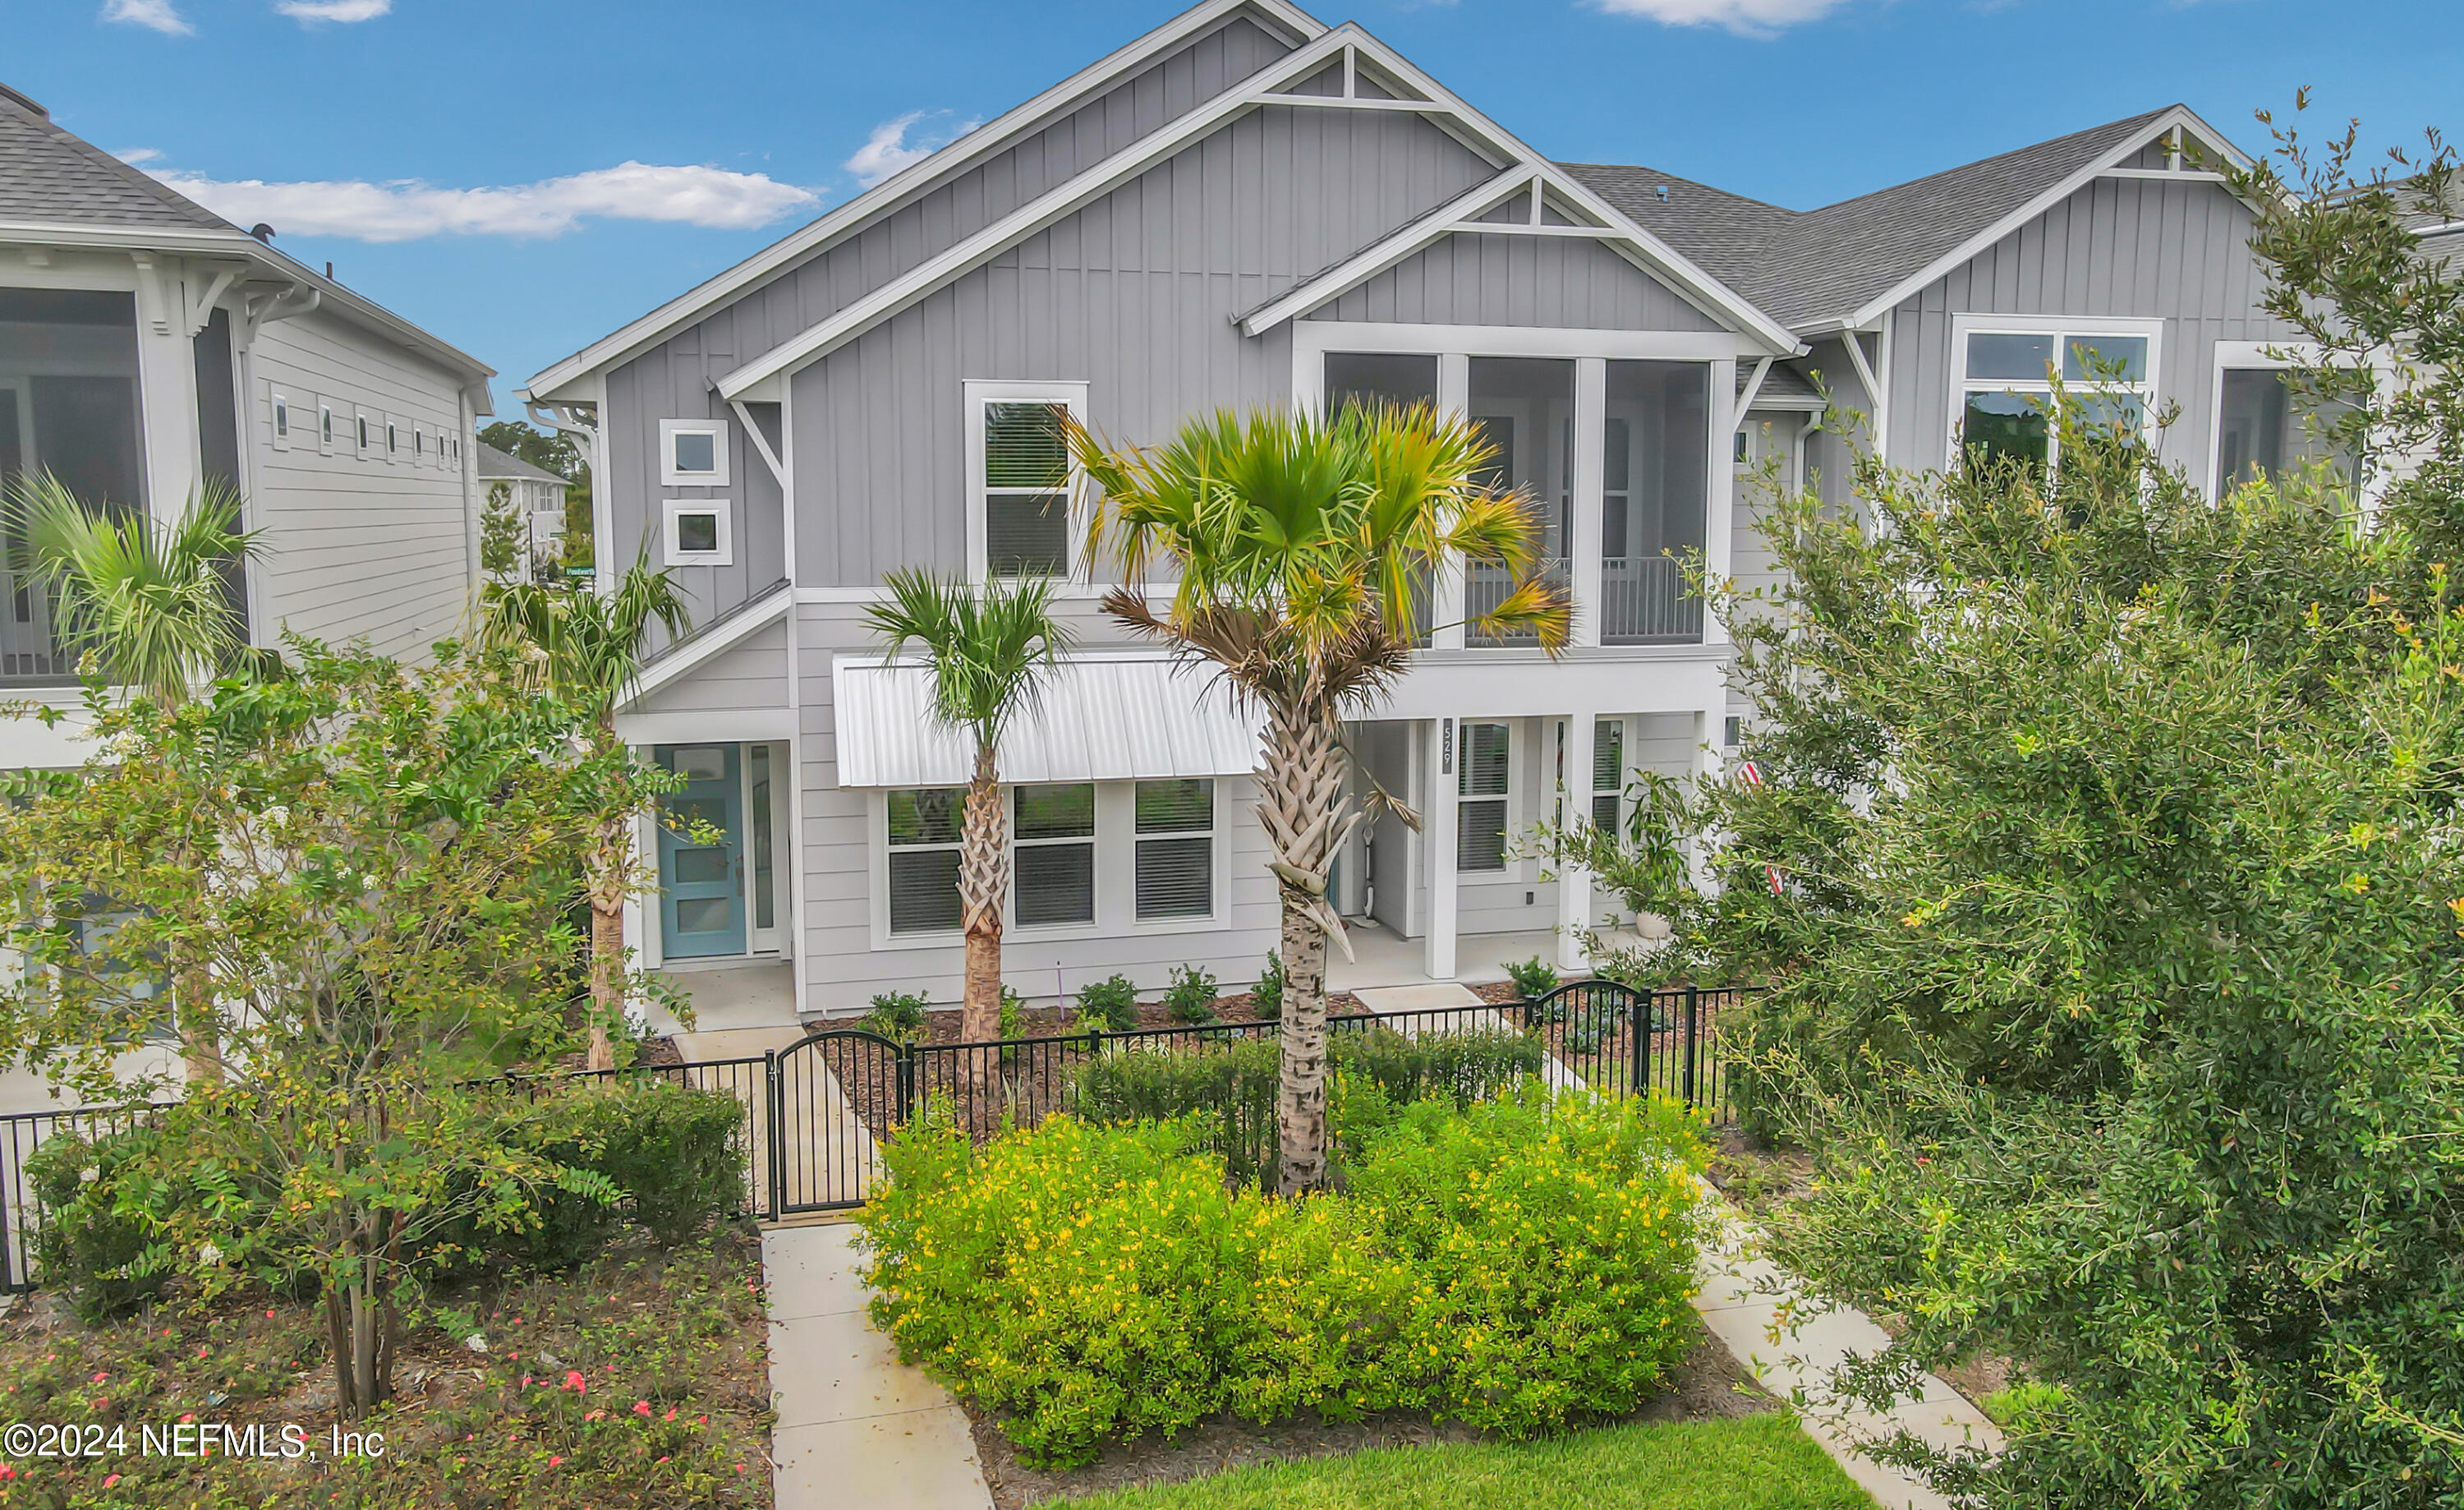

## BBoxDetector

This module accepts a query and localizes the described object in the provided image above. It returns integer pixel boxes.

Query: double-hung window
[1134,779,1214,920]
[1956,322,2158,473]
[885,789,965,935]
[968,380,1085,581]
[1457,721,1511,872]
[1012,784,1096,928]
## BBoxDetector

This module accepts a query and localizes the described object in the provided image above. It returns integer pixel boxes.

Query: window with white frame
[385,420,399,459]
[1013,784,1096,928]
[414,425,427,463]
[885,789,965,935]
[1590,718,1624,835]
[355,411,374,455]
[968,380,1085,579]
[1956,325,2154,473]
[660,418,729,486]
[318,401,335,455]
[1457,720,1511,872]
[2216,365,2356,495]
[1134,779,1215,920]
[270,389,292,450]
[663,497,732,566]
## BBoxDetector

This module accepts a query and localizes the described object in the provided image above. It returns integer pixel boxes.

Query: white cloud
[102,0,192,35]
[142,161,822,242]
[1589,0,1848,36]
[844,112,976,189]
[274,0,393,21]
[114,146,164,164]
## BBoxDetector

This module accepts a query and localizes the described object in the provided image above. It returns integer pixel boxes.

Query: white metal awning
[831,651,1263,789]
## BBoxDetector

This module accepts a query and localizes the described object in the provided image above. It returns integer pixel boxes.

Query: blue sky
[5,0,2455,405]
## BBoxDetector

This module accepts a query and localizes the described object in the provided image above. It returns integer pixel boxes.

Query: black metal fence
[0,980,1752,1289]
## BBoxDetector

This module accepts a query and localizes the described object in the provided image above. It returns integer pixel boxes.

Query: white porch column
[1570,360,1605,648]
[1555,712,1594,973]
[1424,716,1459,981]
[1687,706,1722,893]
[1704,357,1738,647]
[626,797,663,970]
[1432,353,1469,650]
[130,252,201,519]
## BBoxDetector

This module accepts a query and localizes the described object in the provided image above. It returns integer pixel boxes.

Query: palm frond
[867,569,1073,749]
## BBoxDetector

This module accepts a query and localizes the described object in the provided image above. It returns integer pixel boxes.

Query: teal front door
[657,744,747,959]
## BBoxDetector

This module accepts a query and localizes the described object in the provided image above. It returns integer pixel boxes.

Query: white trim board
[525,0,1328,402]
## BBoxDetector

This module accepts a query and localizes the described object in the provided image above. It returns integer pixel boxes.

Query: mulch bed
[965,1310,1774,1510]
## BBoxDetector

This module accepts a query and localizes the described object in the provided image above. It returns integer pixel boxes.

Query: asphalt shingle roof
[0,81,235,231]
[475,441,568,486]
[1565,107,2177,330]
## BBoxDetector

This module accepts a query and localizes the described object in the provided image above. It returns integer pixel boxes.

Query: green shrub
[863,989,931,1043]
[25,1124,177,1320]
[1335,1024,1543,1112]
[1504,955,1559,1001]
[1251,952,1285,1020]
[999,986,1029,1066]
[1163,964,1219,1024]
[862,1086,1706,1466]
[1073,1035,1280,1185]
[1076,974,1141,1034]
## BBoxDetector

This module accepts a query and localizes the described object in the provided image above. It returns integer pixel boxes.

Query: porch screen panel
[1601,361,1708,645]
[1325,352,1438,418]
[1466,358,1574,645]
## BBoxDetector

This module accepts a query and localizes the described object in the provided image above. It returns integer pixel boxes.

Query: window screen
[984,401,1070,576]
[1135,778,1214,919]
[886,788,964,934]
[1014,783,1095,927]
[1457,721,1510,872]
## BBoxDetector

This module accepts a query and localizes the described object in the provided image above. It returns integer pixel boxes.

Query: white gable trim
[623,582,792,707]
[1840,104,2259,331]
[527,0,1326,403]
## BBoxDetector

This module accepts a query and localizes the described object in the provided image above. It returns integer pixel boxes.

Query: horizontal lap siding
[636,620,788,714]
[792,604,1280,1015]
[790,104,1496,585]
[246,311,472,661]
[1308,232,1725,331]
[1886,176,2301,481]
[603,14,1297,633]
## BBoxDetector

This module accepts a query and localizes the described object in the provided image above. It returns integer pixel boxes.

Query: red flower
[103,1475,120,1489]
[632,1402,650,1417]
[547,1455,563,1468]
[564,1370,586,1393]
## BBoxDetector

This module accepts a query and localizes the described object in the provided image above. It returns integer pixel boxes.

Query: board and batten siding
[788,604,1281,1015]
[784,102,1501,587]
[246,309,474,661]
[1306,232,1724,332]
[1884,173,2303,481]
[600,10,1299,632]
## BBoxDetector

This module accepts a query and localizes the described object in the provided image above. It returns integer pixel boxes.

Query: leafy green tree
[0,642,646,1416]
[477,560,691,1070]
[1692,121,2464,1506]
[864,569,1072,1050]
[1070,404,1566,1192]
[480,419,593,573]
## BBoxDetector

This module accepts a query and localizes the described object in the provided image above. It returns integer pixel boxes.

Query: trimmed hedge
[862,1086,1707,1466]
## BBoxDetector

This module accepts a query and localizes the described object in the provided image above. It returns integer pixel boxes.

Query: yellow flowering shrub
[861,1085,1708,1466]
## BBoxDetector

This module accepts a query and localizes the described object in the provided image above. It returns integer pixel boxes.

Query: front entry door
[657,744,746,959]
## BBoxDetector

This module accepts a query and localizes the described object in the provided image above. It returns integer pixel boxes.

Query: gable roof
[475,440,567,486]
[1566,104,2249,334]
[0,81,234,231]
[526,0,1326,403]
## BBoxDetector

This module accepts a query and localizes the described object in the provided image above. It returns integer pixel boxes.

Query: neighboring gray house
[0,80,495,769]
[475,440,571,570]
[522,0,2315,1020]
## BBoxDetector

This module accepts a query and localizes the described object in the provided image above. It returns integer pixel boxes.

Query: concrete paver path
[763,1222,994,1510]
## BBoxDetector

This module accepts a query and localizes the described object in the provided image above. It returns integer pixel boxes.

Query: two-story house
[0,80,495,771]
[521,0,2315,1022]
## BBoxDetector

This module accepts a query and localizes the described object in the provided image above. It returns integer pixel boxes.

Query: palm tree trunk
[1259,702,1351,1195]
[957,744,1007,1107]
[586,813,627,1073]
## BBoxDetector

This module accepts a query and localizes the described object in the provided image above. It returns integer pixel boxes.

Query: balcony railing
[0,571,70,687]
[1600,555,1703,645]
[1464,557,1566,647]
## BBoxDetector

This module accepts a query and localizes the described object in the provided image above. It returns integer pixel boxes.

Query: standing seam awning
[831,651,1265,789]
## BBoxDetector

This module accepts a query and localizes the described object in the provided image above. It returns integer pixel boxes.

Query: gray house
[0,80,495,770]
[522,0,2313,1022]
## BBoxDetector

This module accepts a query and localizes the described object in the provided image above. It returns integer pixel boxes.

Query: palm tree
[1069,404,1567,1193]
[864,569,1073,1049]
[477,558,691,1070]
[6,469,264,1084]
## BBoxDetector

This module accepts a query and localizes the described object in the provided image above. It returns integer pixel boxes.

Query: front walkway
[762,1222,994,1510]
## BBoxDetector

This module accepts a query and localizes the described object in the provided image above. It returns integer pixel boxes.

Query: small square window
[660,419,730,486]
[663,498,733,565]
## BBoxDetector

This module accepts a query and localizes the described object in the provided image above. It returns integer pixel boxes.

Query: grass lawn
[1059,1414,1873,1510]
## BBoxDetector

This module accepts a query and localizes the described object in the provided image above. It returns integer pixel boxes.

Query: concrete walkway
[1359,980,1998,1509]
[762,1222,994,1510]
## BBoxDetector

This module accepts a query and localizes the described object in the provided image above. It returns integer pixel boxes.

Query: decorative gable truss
[715,22,1800,403]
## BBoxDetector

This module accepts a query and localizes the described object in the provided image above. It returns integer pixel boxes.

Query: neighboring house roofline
[717,20,1800,400]
[1835,104,2259,330]
[474,440,567,486]
[0,219,496,403]
[526,0,1328,402]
